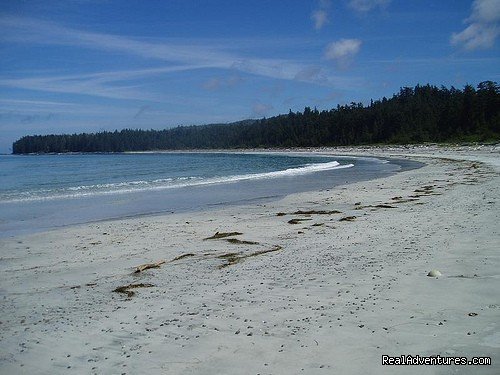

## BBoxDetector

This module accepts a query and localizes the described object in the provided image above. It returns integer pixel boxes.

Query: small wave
[1,160,353,203]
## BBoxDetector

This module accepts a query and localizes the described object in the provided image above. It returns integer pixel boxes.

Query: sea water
[0,152,421,237]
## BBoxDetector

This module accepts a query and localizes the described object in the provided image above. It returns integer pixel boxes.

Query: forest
[12,82,500,154]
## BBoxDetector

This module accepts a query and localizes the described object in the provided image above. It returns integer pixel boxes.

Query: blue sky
[0,0,499,153]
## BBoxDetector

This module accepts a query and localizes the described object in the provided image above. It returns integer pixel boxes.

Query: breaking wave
[2,160,353,203]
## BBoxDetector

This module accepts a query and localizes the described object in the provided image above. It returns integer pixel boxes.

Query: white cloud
[311,10,329,30]
[451,23,499,50]
[451,0,500,50]
[325,39,362,65]
[469,0,500,23]
[311,0,331,30]
[348,0,391,12]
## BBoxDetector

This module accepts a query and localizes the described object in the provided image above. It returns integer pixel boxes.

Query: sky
[0,0,499,153]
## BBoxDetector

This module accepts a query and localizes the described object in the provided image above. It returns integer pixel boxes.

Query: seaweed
[277,210,341,216]
[225,238,259,245]
[390,197,419,203]
[356,204,396,210]
[339,216,356,222]
[292,210,341,215]
[218,246,282,268]
[288,218,312,224]
[113,283,154,298]
[217,252,241,267]
[171,253,195,262]
[414,185,435,194]
[204,231,243,240]
[134,260,165,273]
[373,204,396,209]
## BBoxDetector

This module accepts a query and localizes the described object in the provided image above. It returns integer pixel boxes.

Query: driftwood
[134,260,166,273]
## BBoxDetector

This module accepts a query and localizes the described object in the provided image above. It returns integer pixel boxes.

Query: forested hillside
[12,82,500,154]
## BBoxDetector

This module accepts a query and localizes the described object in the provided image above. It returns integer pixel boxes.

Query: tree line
[12,82,500,154]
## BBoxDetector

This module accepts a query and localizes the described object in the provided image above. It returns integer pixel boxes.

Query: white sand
[1,145,499,374]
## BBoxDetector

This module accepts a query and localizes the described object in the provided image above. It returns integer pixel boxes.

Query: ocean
[0,152,421,237]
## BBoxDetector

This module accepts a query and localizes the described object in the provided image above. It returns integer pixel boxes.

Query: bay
[0,152,421,237]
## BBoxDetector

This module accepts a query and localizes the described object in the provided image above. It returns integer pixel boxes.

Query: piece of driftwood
[134,260,165,273]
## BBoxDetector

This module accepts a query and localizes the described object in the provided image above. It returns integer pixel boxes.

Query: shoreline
[0,153,417,239]
[0,145,499,374]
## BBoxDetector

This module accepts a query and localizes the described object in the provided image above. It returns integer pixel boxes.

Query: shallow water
[0,152,422,237]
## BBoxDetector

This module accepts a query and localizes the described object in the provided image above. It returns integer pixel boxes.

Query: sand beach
[0,145,499,374]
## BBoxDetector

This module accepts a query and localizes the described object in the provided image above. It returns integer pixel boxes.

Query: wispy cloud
[202,75,244,91]
[312,10,329,30]
[0,98,78,107]
[348,0,391,12]
[0,16,232,67]
[0,69,171,102]
[294,66,324,82]
[311,0,331,30]
[319,91,344,103]
[0,15,364,106]
[0,15,351,86]
[252,102,274,117]
[133,105,150,119]
[0,111,54,123]
[451,0,500,50]
[325,38,362,67]
[369,56,500,65]
[0,99,151,118]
